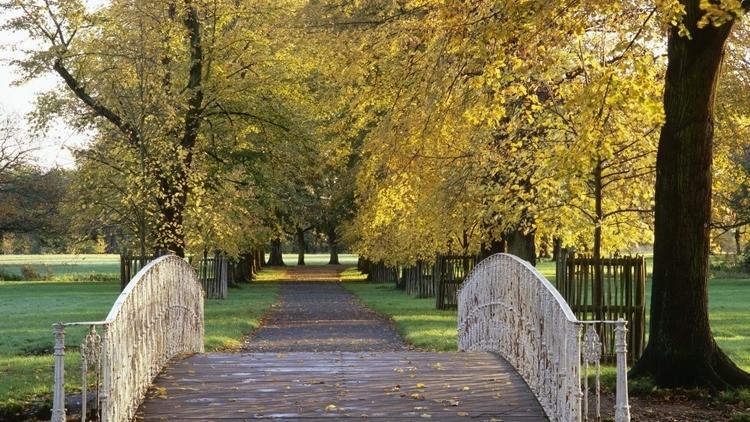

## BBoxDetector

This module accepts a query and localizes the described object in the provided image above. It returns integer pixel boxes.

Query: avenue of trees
[2,0,750,389]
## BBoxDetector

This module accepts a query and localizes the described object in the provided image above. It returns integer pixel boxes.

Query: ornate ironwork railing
[457,253,630,422]
[51,255,204,422]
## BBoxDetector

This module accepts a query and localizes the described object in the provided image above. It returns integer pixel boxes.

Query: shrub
[0,268,22,281]
[19,265,50,281]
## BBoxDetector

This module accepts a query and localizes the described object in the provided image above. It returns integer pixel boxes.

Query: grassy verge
[343,282,457,351]
[0,276,278,416]
[0,254,120,282]
[204,282,278,351]
[343,265,750,373]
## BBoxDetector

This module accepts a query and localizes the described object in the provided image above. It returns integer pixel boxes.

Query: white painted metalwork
[457,253,630,422]
[51,255,204,422]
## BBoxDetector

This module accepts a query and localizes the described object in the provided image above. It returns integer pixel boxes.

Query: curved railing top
[104,255,193,323]
[457,252,630,422]
[52,254,204,422]
[459,253,578,322]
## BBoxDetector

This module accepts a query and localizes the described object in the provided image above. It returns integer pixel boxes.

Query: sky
[0,2,107,169]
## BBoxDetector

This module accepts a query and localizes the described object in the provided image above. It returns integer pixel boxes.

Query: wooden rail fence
[361,255,477,309]
[121,249,264,300]
[555,250,646,362]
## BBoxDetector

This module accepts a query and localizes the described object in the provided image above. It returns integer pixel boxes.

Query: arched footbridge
[50,254,630,421]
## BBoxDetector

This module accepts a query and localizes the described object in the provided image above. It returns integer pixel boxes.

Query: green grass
[343,282,457,351]
[204,283,278,351]
[344,263,750,373]
[0,254,120,281]
[270,253,359,267]
[708,277,750,371]
[0,264,278,414]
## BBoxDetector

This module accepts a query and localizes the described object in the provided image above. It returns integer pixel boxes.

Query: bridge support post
[614,319,631,422]
[51,323,66,422]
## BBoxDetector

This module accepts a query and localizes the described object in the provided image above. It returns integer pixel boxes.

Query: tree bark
[593,159,604,321]
[236,252,252,283]
[735,228,742,256]
[552,237,563,262]
[267,237,285,266]
[507,228,536,266]
[631,3,750,388]
[296,227,306,266]
[327,226,339,265]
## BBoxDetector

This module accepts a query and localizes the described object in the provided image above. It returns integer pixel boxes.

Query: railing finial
[614,319,631,422]
[51,323,66,422]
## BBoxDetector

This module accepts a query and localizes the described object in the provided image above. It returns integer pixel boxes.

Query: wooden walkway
[139,267,546,421]
[139,351,546,421]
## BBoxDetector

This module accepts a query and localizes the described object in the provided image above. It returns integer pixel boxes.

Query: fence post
[614,319,631,422]
[51,323,66,422]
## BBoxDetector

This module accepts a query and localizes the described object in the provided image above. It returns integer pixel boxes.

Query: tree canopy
[3,0,750,388]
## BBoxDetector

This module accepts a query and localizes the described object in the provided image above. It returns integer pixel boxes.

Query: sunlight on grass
[0,274,278,412]
[343,282,458,351]
[340,266,367,281]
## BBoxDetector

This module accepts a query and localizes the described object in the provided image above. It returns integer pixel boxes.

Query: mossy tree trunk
[631,1,750,389]
[267,237,285,266]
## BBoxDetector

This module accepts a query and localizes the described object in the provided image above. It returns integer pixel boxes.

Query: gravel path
[242,265,407,352]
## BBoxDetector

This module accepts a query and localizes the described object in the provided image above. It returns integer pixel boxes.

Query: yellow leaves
[698,0,744,29]
[324,404,338,412]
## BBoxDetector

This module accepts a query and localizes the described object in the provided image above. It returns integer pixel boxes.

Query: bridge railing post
[51,323,66,422]
[614,319,631,422]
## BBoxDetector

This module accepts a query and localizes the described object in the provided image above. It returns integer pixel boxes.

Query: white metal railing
[457,253,630,422]
[51,255,204,422]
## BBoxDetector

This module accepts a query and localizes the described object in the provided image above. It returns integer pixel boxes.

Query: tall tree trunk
[735,228,742,256]
[267,237,285,266]
[507,228,536,266]
[593,159,604,321]
[296,227,306,266]
[327,226,339,265]
[631,3,750,388]
[237,252,253,283]
[552,237,563,262]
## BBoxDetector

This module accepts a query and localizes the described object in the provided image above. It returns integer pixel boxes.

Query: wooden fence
[121,251,245,300]
[120,252,164,290]
[404,261,436,298]
[367,261,399,283]
[191,251,230,300]
[555,250,646,362]
[435,255,477,310]
[359,256,476,309]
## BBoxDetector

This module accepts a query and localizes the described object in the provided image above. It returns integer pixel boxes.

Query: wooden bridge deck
[139,351,547,421]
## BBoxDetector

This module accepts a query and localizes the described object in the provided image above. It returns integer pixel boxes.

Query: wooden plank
[138,352,547,421]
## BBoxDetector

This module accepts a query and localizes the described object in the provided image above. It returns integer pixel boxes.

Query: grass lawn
[269,253,359,267]
[343,282,458,351]
[0,254,120,281]
[0,260,279,416]
[344,264,750,373]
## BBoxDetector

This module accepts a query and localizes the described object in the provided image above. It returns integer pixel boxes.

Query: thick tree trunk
[296,227,306,266]
[156,189,186,257]
[327,226,339,265]
[507,229,536,266]
[236,252,253,283]
[735,228,742,256]
[593,159,604,321]
[631,4,750,389]
[267,237,285,266]
[552,237,563,262]
[256,248,265,268]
